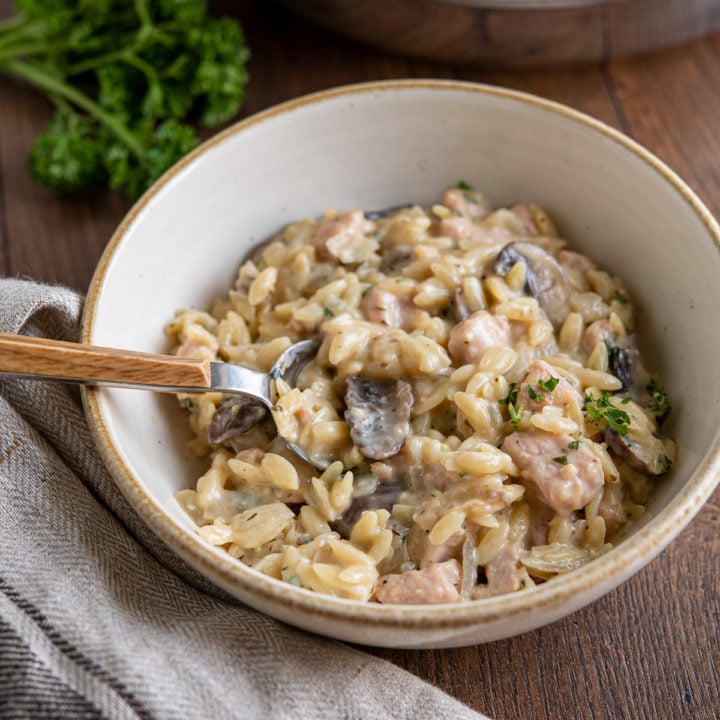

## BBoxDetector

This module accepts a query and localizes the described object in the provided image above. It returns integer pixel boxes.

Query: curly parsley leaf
[584,390,631,436]
[0,0,249,199]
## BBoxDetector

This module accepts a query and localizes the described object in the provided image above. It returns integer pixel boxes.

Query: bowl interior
[83,81,720,644]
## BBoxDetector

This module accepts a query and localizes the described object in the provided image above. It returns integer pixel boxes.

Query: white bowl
[82,80,720,649]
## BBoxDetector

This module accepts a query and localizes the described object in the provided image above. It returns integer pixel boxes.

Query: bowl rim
[81,78,720,631]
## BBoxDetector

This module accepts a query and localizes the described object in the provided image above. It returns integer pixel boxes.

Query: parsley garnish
[657,454,672,472]
[500,384,519,406]
[538,376,560,393]
[553,455,568,465]
[584,391,632,436]
[646,378,672,419]
[323,307,334,318]
[287,575,304,588]
[508,402,524,432]
[456,180,472,190]
[527,385,543,401]
[612,289,629,304]
[568,439,581,450]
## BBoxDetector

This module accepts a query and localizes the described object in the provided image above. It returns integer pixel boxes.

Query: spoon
[0,332,321,467]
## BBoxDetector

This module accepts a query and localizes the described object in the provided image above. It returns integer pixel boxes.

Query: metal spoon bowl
[0,332,322,467]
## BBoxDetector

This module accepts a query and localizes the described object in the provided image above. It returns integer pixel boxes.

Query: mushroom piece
[207,395,269,445]
[606,341,640,392]
[492,241,572,328]
[344,376,414,460]
[332,480,405,539]
[605,427,675,476]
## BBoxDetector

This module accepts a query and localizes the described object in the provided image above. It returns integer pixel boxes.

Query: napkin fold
[0,278,488,720]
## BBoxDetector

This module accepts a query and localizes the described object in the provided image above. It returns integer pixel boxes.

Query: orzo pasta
[168,184,676,604]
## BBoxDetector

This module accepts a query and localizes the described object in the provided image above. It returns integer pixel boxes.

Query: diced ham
[528,500,554,547]
[559,249,597,276]
[420,531,465,568]
[441,187,491,219]
[375,559,461,604]
[516,359,583,414]
[502,429,604,516]
[582,319,620,354]
[361,287,414,328]
[448,310,510,365]
[439,216,512,246]
[472,542,523,599]
[510,204,539,235]
[421,463,461,492]
[312,210,375,262]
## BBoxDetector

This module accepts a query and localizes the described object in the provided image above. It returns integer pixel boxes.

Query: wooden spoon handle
[0,333,211,390]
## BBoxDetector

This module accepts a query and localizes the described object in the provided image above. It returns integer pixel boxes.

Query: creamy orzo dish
[168,184,676,604]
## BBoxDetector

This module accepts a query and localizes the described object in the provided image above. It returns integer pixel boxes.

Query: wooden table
[1,2,718,717]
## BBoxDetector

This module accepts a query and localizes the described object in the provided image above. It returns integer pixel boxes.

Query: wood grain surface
[1,1,718,718]
[0,333,212,388]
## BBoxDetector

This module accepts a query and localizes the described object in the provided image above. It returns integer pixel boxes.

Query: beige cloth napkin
[0,278,490,720]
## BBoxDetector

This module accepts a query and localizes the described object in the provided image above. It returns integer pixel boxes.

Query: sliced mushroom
[605,427,675,476]
[493,241,572,328]
[332,481,405,538]
[207,395,269,445]
[344,376,414,460]
[606,342,640,392]
[451,287,472,322]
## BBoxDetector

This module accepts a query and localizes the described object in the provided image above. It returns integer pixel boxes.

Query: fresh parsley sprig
[0,0,250,199]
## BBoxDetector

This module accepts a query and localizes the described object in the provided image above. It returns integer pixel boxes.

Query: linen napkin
[0,277,489,720]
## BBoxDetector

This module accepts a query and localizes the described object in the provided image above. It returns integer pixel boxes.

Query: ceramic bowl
[82,80,720,649]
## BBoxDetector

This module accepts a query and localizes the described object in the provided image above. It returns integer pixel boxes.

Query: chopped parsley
[646,378,672,419]
[584,391,632,436]
[500,384,520,406]
[527,385,543,401]
[553,454,568,465]
[508,402,524,432]
[287,575,304,588]
[657,454,672,472]
[456,180,473,190]
[538,376,560,393]
[568,439,581,450]
[323,307,334,318]
[612,289,629,304]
